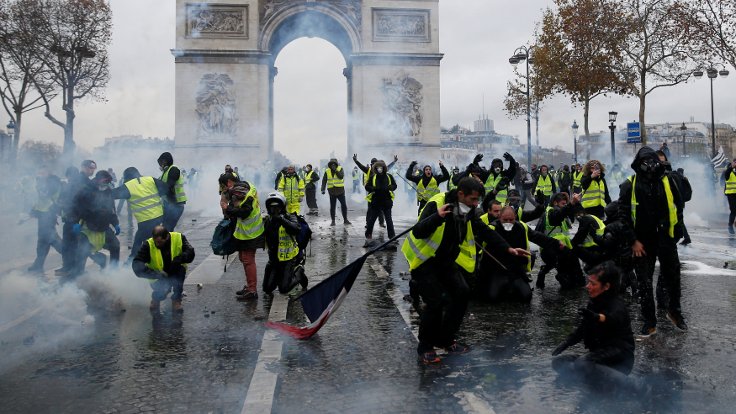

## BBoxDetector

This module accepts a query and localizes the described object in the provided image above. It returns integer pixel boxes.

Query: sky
[6,0,736,164]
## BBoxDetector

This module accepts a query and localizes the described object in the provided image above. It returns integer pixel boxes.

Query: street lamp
[608,111,618,165]
[694,66,729,158]
[572,120,579,163]
[509,45,535,169]
[679,122,687,158]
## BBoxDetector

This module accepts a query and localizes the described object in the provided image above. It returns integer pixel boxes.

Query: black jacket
[411,190,510,270]
[132,234,195,279]
[60,172,92,219]
[70,186,119,232]
[365,173,397,206]
[564,290,635,355]
[405,163,449,187]
[581,174,612,205]
[486,220,559,275]
[264,213,301,262]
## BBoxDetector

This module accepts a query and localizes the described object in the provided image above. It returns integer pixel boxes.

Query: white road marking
[0,306,42,334]
[184,253,236,285]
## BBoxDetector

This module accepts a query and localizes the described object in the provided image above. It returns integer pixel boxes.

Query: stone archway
[172,0,442,165]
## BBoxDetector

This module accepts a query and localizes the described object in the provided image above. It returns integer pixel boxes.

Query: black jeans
[61,220,79,270]
[552,346,634,380]
[305,185,318,209]
[485,272,532,303]
[130,218,162,260]
[329,193,348,220]
[412,261,470,354]
[633,233,681,327]
[365,203,395,239]
[32,212,62,269]
[728,194,736,226]
[540,247,584,289]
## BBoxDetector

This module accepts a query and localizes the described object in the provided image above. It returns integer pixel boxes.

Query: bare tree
[615,0,699,144]
[33,0,111,157]
[683,0,736,70]
[532,0,629,138]
[0,0,55,160]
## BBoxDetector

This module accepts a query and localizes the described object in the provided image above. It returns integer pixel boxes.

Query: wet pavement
[1,203,736,413]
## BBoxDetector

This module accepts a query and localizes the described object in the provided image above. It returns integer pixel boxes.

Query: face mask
[98,185,108,191]
[458,202,471,215]
[502,223,514,231]
[377,167,384,173]
[494,167,501,173]
[159,165,165,172]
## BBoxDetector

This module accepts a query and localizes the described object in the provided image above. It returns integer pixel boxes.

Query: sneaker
[637,325,657,338]
[729,226,735,235]
[666,311,688,331]
[330,219,336,226]
[149,300,160,312]
[235,285,248,296]
[27,264,43,273]
[344,219,352,225]
[418,351,441,364]
[171,300,183,313]
[445,341,470,355]
[238,291,258,301]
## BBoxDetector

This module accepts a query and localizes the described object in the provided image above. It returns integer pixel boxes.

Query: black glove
[473,154,484,164]
[171,256,183,266]
[535,190,546,206]
[503,152,513,162]
[552,341,569,356]
[578,307,599,323]
[409,160,417,167]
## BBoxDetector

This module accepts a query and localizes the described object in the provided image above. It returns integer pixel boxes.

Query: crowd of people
[21,144,716,388]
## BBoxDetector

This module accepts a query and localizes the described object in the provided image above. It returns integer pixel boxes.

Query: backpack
[295,214,312,251]
[210,218,237,256]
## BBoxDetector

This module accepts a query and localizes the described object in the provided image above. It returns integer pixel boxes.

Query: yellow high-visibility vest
[234,184,264,241]
[629,175,678,238]
[416,177,440,202]
[125,177,164,223]
[325,167,344,188]
[581,179,607,209]
[161,165,187,203]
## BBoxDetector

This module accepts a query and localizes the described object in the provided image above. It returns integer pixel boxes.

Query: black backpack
[210,218,237,256]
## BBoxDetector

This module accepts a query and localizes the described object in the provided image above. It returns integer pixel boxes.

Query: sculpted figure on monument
[262,1,361,26]
[382,73,423,138]
[195,74,238,140]
[190,7,245,34]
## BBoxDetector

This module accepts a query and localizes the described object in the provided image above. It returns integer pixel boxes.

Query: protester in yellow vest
[401,177,529,364]
[405,160,450,215]
[261,192,308,295]
[222,181,265,301]
[277,165,305,214]
[534,165,557,205]
[536,192,584,290]
[618,146,686,337]
[27,167,63,273]
[571,163,584,194]
[570,204,608,270]
[723,158,736,233]
[157,152,187,231]
[320,158,351,226]
[364,160,397,246]
[580,160,611,219]
[132,225,195,313]
[112,167,166,261]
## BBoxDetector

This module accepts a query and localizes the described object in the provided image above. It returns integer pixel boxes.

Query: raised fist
[473,154,484,164]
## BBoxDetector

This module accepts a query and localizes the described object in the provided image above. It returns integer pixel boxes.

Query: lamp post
[679,122,687,158]
[509,45,535,169]
[572,120,579,163]
[694,67,729,158]
[608,111,617,165]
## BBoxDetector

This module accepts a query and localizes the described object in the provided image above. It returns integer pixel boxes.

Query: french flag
[266,255,368,339]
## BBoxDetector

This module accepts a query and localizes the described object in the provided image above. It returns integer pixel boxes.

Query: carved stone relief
[382,72,423,139]
[373,8,430,42]
[195,74,238,141]
[261,0,362,28]
[187,4,248,38]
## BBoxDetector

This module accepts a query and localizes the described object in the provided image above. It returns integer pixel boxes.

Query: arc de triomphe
[172,0,442,166]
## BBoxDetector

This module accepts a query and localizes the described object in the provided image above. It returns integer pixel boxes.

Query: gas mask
[502,222,514,232]
[159,164,166,172]
[98,184,109,191]
[268,205,282,216]
[494,167,502,174]
[639,158,664,178]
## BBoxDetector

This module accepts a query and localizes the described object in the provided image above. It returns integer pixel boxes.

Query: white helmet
[265,191,286,209]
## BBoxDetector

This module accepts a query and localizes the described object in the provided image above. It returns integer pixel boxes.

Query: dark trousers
[130,218,162,260]
[417,199,428,215]
[634,234,681,327]
[574,246,608,271]
[365,204,395,239]
[104,227,120,265]
[262,258,302,294]
[32,212,62,269]
[413,262,470,354]
[329,193,348,220]
[728,194,736,226]
[552,347,635,381]
[484,273,532,303]
[151,268,186,301]
[540,247,585,289]
[163,202,185,231]
[305,186,318,209]
[61,220,79,270]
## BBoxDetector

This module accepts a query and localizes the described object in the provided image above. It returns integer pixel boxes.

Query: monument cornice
[349,52,443,66]
[171,49,272,64]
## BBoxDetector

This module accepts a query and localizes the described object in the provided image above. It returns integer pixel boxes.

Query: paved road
[1,206,736,413]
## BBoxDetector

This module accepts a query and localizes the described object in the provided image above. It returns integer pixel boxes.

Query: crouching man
[132,225,195,312]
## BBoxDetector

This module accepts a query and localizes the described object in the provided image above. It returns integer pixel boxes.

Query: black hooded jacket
[618,147,684,243]
[564,289,635,356]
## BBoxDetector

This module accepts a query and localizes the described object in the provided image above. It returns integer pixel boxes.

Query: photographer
[262,192,308,295]
[580,160,611,219]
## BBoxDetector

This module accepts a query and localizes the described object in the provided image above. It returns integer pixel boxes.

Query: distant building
[93,135,175,175]
[440,119,520,168]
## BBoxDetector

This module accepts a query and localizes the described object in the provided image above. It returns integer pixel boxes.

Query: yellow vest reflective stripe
[278,176,304,203]
[544,206,572,249]
[33,188,60,212]
[572,171,583,188]
[416,177,440,202]
[146,232,185,283]
[630,175,678,238]
[581,214,606,247]
[365,174,395,202]
[160,165,187,203]
[581,179,607,208]
[725,171,736,194]
[537,175,553,196]
[274,225,299,262]
[401,193,476,273]
[352,169,361,180]
[447,174,457,191]
[234,185,264,240]
[484,174,508,203]
[125,177,164,222]
[305,170,316,182]
[326,167,344,188]
[81,223,106,253]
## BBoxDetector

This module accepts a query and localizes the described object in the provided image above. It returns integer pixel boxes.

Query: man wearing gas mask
[402,177,530,364]
[261,192,308,295]
[478,206,563,303]
[619,147,686,336]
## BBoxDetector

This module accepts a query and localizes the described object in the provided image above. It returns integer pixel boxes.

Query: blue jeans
[151,268,186,301]
[163,202,185,231]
